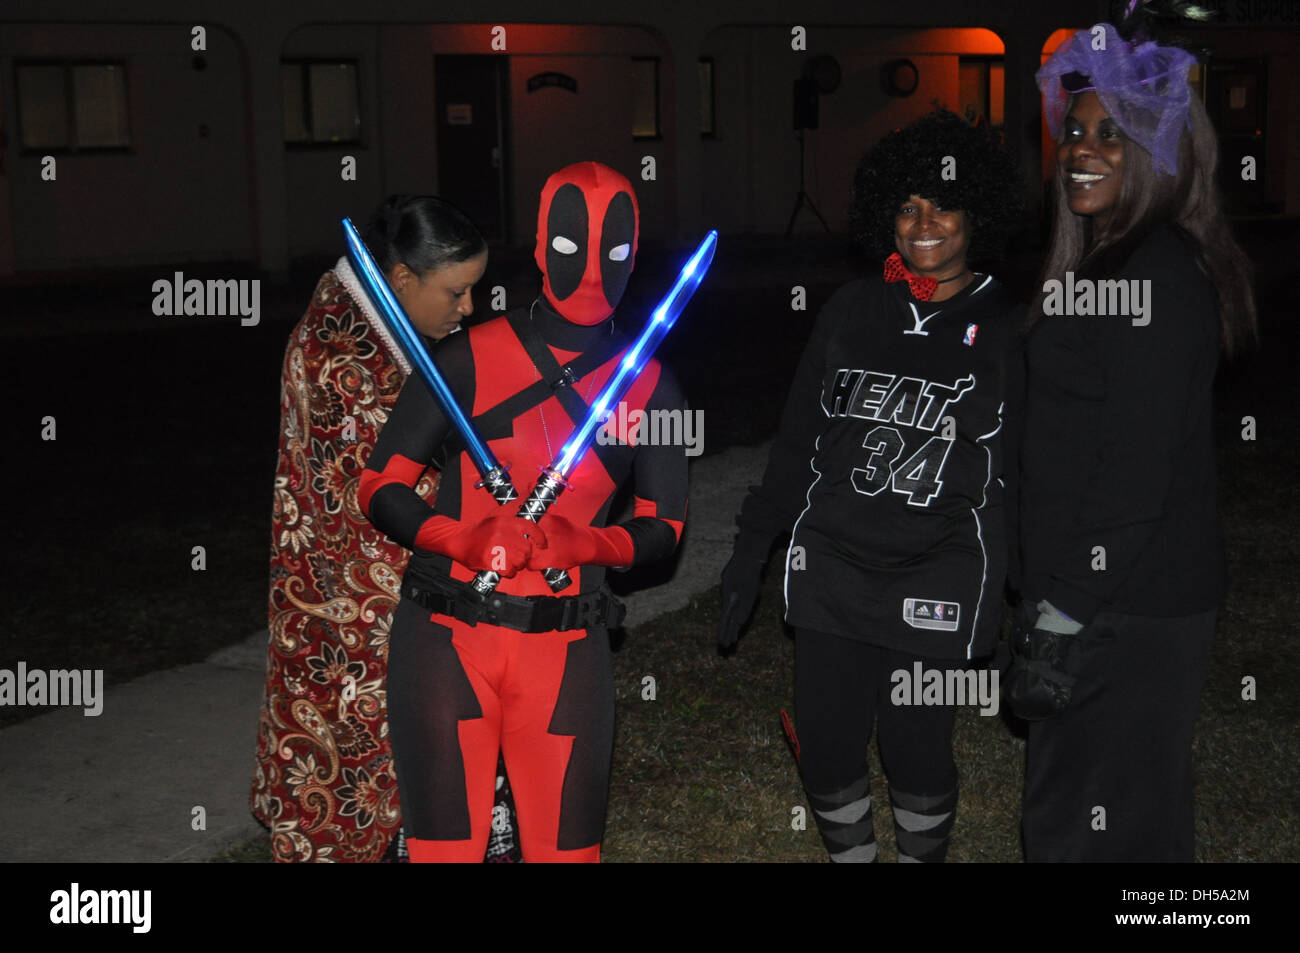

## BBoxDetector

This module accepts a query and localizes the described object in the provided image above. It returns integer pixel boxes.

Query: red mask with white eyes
[534,161,640,326]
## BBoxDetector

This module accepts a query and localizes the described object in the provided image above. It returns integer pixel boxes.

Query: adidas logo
[903,598,960,632]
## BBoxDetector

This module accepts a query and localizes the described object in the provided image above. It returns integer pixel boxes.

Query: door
[1205,58,1270,214]
[435,55,511,242]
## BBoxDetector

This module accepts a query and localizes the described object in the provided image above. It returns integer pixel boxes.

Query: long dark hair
[1033,94,1257,355]
[362,194,486,277]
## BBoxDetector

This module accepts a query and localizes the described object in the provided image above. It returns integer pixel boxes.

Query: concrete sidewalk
[0,443,770,862]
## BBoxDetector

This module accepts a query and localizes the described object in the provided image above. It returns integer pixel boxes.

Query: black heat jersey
[738,275,1021,659]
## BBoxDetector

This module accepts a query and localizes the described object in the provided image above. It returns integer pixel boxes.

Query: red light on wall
[950,27,1005,55]
[1041,28,1079,59]
[909,27,1005,55]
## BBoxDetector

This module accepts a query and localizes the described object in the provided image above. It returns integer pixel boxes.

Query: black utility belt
[401,574,626,633]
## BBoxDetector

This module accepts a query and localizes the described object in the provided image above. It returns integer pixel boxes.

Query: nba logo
[963,324,978,346]
[935,604,945,620]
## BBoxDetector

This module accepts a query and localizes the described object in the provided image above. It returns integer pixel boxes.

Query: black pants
[795,629,959,800]
[1022,608,1216,862]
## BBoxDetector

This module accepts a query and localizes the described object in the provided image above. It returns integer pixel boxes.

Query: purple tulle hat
[1037,21,1197,175]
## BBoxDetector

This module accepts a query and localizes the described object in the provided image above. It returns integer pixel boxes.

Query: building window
[958,56,1005,129]
[282,60,361,145]
[699,57,716,137]
[632,57,660,139]
[16,61,130,152]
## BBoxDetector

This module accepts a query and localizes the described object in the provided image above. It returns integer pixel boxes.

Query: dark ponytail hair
[362,195,486,277]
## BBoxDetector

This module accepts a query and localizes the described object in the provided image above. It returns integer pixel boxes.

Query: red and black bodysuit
[359,162,688,862]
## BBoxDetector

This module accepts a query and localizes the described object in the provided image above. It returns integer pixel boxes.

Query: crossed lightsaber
[343,218,717,598]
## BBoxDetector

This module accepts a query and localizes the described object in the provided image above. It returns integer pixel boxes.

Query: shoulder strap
[503,309,624,429]
[443,309,624,455]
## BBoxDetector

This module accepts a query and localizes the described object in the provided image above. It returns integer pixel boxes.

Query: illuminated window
[632,57,660,139]
[282,60,361,144]
[16,61,130,151]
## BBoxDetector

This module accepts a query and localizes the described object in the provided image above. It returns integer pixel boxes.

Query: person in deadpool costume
[359,162,689,862]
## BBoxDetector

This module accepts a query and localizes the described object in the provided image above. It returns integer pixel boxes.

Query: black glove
[717,546,766,651]
[1005,606,1082,720]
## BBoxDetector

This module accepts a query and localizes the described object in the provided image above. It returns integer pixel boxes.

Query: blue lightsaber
[342,217,573,592]
[471,229,719,596]
[557,230,717,475]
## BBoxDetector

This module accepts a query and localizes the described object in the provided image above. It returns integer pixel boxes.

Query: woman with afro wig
[718,109,1024,862]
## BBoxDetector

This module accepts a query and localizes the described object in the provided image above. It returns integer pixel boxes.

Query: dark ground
[4,224,1299,863]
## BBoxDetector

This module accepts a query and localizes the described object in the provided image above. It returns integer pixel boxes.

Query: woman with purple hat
[1010,2,1257,861]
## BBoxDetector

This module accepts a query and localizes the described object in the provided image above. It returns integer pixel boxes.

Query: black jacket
[1018,226,1225,623]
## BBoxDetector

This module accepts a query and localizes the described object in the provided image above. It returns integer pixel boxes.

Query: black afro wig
[849,109,1022,263]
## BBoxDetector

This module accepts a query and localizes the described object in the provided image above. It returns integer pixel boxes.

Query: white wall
[0,22,253,270]
[0,2,1165,275]
[279,24,387,260]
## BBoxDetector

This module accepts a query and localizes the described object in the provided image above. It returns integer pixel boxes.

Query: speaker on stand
[785,54,842,238]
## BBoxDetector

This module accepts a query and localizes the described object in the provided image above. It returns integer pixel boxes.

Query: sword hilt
[471,467,572,597]
[475,464,519,506]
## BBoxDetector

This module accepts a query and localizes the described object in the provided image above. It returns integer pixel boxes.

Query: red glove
[414,510,547,578]
[526,515,635,571]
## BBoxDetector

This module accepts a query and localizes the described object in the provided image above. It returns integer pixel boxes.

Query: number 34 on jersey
[824,368,978,508]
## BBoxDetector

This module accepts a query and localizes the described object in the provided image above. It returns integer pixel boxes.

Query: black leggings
[794,628,959,795]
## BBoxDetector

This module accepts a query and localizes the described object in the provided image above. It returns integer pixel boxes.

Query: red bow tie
[883,253,938,302]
